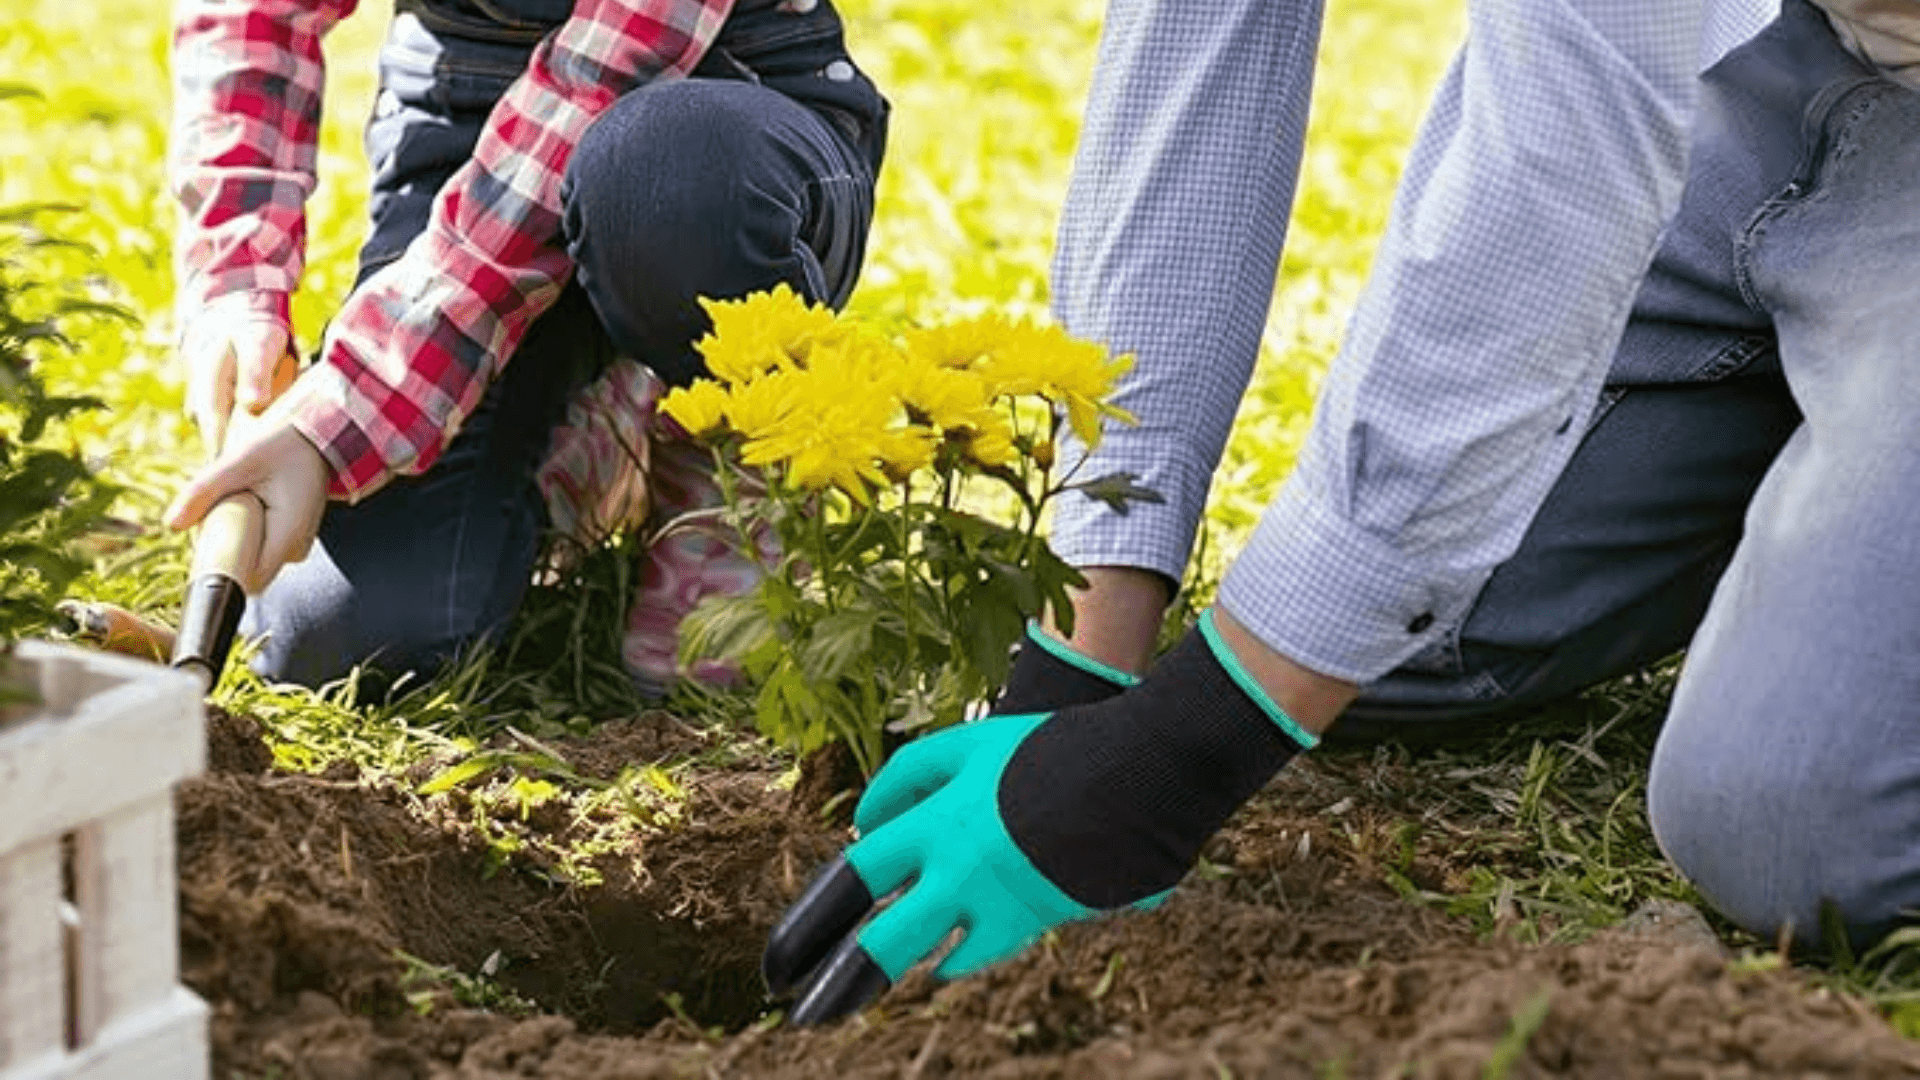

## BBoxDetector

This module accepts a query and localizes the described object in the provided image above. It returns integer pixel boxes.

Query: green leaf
[51,298,135,323]
[0,202,77,225]
[801,608,879,682]
[418,754,505,795]
[1064,471,1166,515]
[1027,541,1089,635]
[956,583,1025,688]
[678,592,777,668]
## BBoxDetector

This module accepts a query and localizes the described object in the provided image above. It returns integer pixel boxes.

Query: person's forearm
[292,0,731,502]
[1215,0,1721,685]
[1046,0,1327,585]
[170,0,357,312]
[1043,565,1170,676]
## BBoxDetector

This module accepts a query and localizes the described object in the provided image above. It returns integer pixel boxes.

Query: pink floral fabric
[536,360,658,550]
[538,360,771,695]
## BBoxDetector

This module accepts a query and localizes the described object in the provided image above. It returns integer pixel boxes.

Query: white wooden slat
[70,797,177,1045]
[0,642,209,1080]
[12,644,167,715]
[0,839,65,1070]
[0,656,202,856]
[6,988,208,1080]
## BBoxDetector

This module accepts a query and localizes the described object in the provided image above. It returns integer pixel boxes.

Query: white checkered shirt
[1048,0,1778,682]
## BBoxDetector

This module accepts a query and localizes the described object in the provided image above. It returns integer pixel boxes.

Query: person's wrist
[1043,565,1172,675]
[177,289,291,344]
[1208,605,1357,738]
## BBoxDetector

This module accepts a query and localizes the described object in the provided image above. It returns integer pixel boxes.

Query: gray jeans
[1343,0,1920,952]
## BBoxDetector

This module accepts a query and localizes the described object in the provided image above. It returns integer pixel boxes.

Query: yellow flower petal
[660,380,730,437]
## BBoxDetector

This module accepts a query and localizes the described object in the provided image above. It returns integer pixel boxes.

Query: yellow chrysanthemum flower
[902,313,1020,370]
[892,354,991,429]
[953,412,1017,468]
[878,426,940,482]
[738,352,907,503]
[725,370,802,441]
[660,379,730,437]
[696,284,845,385]
[889,352,1023,468]
[697,323,786,386]
[976,320,1136,446]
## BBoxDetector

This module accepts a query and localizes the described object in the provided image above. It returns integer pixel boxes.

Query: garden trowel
[168,491,264,689]
[57,491,264,690]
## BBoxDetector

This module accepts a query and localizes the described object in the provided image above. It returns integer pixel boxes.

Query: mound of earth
[178,709,1920,1079]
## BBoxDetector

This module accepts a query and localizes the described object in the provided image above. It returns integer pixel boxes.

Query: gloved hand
[180,292,297,459]
[763,608,1319,1025]
[989,619,1138,716]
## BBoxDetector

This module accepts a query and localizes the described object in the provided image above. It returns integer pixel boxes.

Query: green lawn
[1,0,1458,549]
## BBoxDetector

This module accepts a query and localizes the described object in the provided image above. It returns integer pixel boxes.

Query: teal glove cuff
[990,620,1140,716]
[1023,620,1141,688]
[1197,609,1319,750]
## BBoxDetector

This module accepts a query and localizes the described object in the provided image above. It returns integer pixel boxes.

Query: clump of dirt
[177,715,1920,1079]
[204,704,275,776]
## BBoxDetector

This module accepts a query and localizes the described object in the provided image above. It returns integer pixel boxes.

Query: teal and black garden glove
[763,608,1319,1025]
[989,619,1139,716]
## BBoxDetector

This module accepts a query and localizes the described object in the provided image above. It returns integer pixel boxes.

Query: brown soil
[179,711,1920,1079]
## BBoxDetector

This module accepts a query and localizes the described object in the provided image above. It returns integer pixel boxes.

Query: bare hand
[165,420,330,594]
[180,295,296,459]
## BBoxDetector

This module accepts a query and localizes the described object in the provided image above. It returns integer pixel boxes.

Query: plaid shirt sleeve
[278,0,734,501]
[170,0,360,335]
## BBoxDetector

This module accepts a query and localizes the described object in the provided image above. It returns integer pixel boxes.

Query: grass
[11,0,1920,1043]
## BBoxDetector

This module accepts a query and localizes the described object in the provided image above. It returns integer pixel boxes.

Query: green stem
[813,492,835,615]
[897,478,916,686]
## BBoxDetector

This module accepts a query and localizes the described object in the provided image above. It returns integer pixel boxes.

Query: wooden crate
[0,642,207,1080]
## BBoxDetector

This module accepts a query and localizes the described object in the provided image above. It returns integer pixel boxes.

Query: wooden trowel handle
[171,492,266,689]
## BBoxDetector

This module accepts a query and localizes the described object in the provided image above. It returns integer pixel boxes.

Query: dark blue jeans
[1348,0,1920,953]
[243,1,884,686]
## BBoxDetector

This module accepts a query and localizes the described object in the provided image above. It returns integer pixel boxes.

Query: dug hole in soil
[183,708,1920,1079]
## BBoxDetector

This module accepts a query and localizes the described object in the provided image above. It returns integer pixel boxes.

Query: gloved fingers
[853,718,1024,835]
[852,727,969,835]
[841,794,939,902]
[853,876,964,985]
[787,935,890,1027]
[931,915,1037,981]
[763,854,873,998]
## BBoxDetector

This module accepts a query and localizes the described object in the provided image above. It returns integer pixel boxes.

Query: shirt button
[780,0,818,11]
[1407,612,1434,633]
[823,59,855,82]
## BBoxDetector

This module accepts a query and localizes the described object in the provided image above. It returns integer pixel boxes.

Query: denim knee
[1647,697,1919,955]
[242,541,524,691]
[562,78,869,385]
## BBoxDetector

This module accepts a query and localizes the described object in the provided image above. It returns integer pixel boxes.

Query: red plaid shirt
[171,0,735,501]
